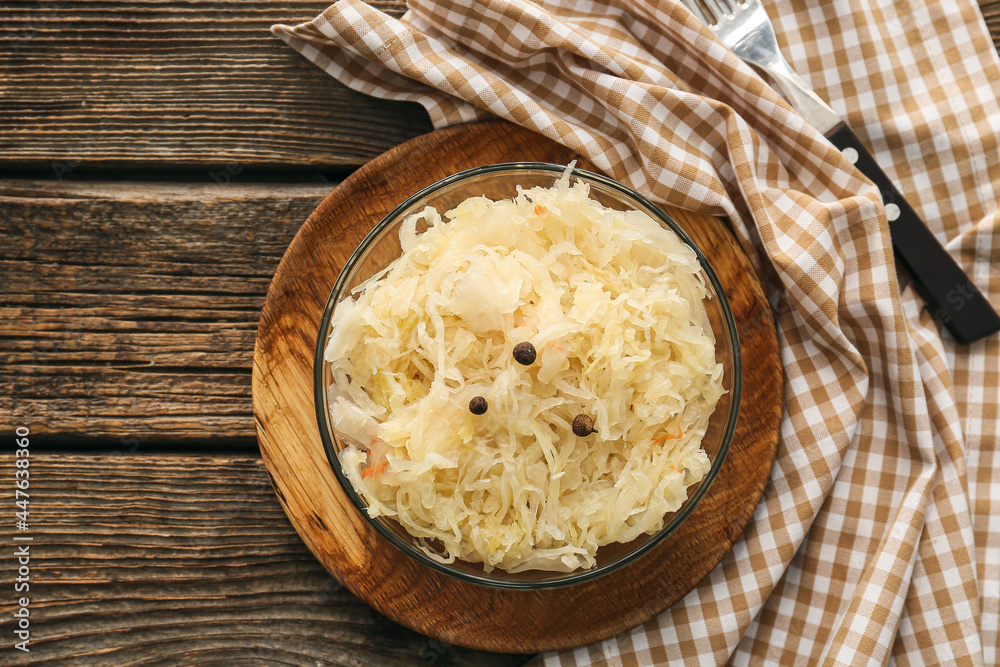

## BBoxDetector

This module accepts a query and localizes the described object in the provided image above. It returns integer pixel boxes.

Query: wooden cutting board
[252,120,781,653]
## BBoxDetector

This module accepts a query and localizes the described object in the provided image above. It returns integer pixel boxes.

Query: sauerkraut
[325,169,725,573]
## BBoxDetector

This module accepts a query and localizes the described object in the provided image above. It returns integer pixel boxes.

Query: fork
[680,0,1000,345]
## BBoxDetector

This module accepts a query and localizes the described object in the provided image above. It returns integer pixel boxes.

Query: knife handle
[826,122,1000,345]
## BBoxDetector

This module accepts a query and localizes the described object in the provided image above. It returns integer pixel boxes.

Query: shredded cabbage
[325,169,724,573]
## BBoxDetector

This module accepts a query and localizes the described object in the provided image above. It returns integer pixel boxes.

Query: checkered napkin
[273,1,1000,663]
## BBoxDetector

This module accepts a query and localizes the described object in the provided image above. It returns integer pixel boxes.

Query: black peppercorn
[512,341,537,365]
[469,396,488,415]
[572,414,596,437]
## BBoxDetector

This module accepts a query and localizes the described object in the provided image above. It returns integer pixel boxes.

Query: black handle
[826,122,1000,345]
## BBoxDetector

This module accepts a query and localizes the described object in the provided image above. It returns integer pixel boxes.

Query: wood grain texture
[1,0,997,171]
[0,452,531,667]
[253,120,782,652]
[0,0,431,169]
[0,180,337,441]
[982,0,1000,45]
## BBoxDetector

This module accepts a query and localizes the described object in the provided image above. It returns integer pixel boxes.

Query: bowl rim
[313,162,742,590]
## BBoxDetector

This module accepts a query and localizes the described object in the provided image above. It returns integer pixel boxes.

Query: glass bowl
[314,163,741,590]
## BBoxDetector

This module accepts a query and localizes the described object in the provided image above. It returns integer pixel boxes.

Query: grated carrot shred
[652,423,683,443]
[362,460,388,479]
[534,204,548,216]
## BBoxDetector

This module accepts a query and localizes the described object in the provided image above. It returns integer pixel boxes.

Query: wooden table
[3,2,999,664]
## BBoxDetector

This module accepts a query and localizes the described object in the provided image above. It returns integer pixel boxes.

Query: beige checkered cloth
[273,0,1000,663]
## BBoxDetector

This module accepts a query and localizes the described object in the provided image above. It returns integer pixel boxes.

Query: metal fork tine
[702,0,729,21]
[679,0,714,25]
[679,0,713,24]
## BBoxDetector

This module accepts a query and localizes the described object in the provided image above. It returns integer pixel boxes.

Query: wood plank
[0,0,432,169]
[0,451,533,666]
[983,0,1000,45]
[1,180,336,441]
[6,0,994,171]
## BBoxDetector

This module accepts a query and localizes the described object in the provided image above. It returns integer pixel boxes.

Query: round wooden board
[252,120,781,653]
